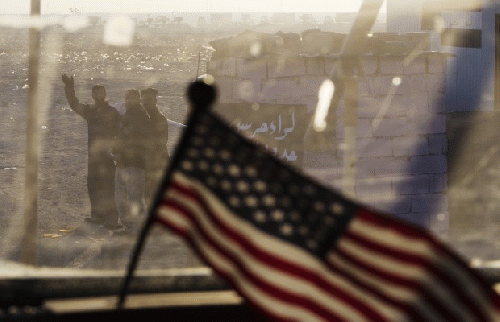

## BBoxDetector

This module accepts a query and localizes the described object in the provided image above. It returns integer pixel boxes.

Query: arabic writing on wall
[218,104,307,165]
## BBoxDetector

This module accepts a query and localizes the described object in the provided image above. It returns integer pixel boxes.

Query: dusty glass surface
[0,0,498,291]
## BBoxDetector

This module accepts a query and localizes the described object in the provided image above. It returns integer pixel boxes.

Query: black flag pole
[116,79,217,309]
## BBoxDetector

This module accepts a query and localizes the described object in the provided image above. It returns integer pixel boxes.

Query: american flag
[153,99,500,321]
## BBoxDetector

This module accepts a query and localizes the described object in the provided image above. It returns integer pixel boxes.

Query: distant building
[335,12,357,24]
[386,0,493,111]
[88,16,101,25]
[241,13,252,25]
[271,13,295,24]
[211,13,232,25]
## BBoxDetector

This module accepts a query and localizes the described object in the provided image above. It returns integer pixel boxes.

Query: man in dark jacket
[141,88,169,207]
[61,74,122,230]
[114,89,152,232]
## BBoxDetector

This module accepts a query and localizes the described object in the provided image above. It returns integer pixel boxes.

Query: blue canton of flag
[152,83,500,322]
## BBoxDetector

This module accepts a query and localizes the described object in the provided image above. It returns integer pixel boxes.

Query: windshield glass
[0,0,497,299]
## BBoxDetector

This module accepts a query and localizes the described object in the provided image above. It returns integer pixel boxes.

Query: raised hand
[61,74,74,87]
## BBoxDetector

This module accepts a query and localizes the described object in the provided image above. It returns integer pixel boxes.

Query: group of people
[61,73,170,234]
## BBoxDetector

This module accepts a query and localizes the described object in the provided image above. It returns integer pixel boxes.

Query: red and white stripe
[156,172,500,322]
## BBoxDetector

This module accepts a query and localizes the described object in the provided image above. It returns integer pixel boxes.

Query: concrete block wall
[207,31,448,235]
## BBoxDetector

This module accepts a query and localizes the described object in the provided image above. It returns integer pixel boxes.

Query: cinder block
[393,175,430,195]
[237,57,267,78]
[381,93,430,117]
[302,96,319,114]
[409,155,447,174]
[214,77,235,102]
[299,76,326,96]
[358,96,382,118]
[234,79,262,102]
[413,114,446,134]
[206,60,217,75]
[392,136,428,157]
[395,212,428,227]
[379,55,404,75]
[261,78,302,101]
[426,74,447,94]
[390,76,423,95]
[324,57,340,76]
[403,56,426,74]
[355,177,393,200]
[374,156,408,176]
[209,57,237,77]
[372,117,411,137]
[305,57,325,75]
[427,54,447,74]
[358,138,393,158]
[375,198,412,215]
[407,75,428,93]
[357,119,373,138]
[367,76,394,96]
[428,92,446,113]
[268,56,306,78]
[355,157,375,177]
[359,56,378,75]
[411,194,448,214]
[428,134,447,155]
[430,173,447,193]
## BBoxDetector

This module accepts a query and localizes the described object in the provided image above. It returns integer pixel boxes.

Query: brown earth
[0,24,230,269]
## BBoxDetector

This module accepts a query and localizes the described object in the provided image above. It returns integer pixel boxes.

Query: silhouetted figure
[61,74,122,230]
[114,89,152,233]
[141,88,169,206]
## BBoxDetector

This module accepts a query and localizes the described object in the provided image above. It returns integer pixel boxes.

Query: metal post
[22,0,41,266]
[342,77,359,198]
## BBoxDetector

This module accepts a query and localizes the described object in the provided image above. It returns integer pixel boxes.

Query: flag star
[228,164,241,177]
[307,239,318,249]
[299,226,309,236]
[229,196,241,207]
[220,180,232,191]
[245,166,258,177]
[220,150,231,161]
[331,202,344,215]
[254,180,266,192]
[237,181,250,193]
[212,163,224,175]
[192,136,204,146]
[263,195,276,207]
[280,223,293,236]
[254,211,266,223]
[182,160,193,171]
[314,202,325,212]
[204,148,216,158]
[198,160,210,171]
[245,196,258,207]
[271,210,284,221]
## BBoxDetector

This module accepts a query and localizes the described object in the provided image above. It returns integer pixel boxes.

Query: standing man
[61,74,122,230]
[141,88,169,207]
[114,89,152,233]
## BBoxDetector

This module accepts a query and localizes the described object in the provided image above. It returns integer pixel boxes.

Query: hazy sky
[2,0,372,14]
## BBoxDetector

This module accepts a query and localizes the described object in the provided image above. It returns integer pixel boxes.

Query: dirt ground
[0,24,227,269]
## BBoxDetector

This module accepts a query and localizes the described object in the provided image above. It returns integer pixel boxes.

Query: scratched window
[0,0,499,292]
